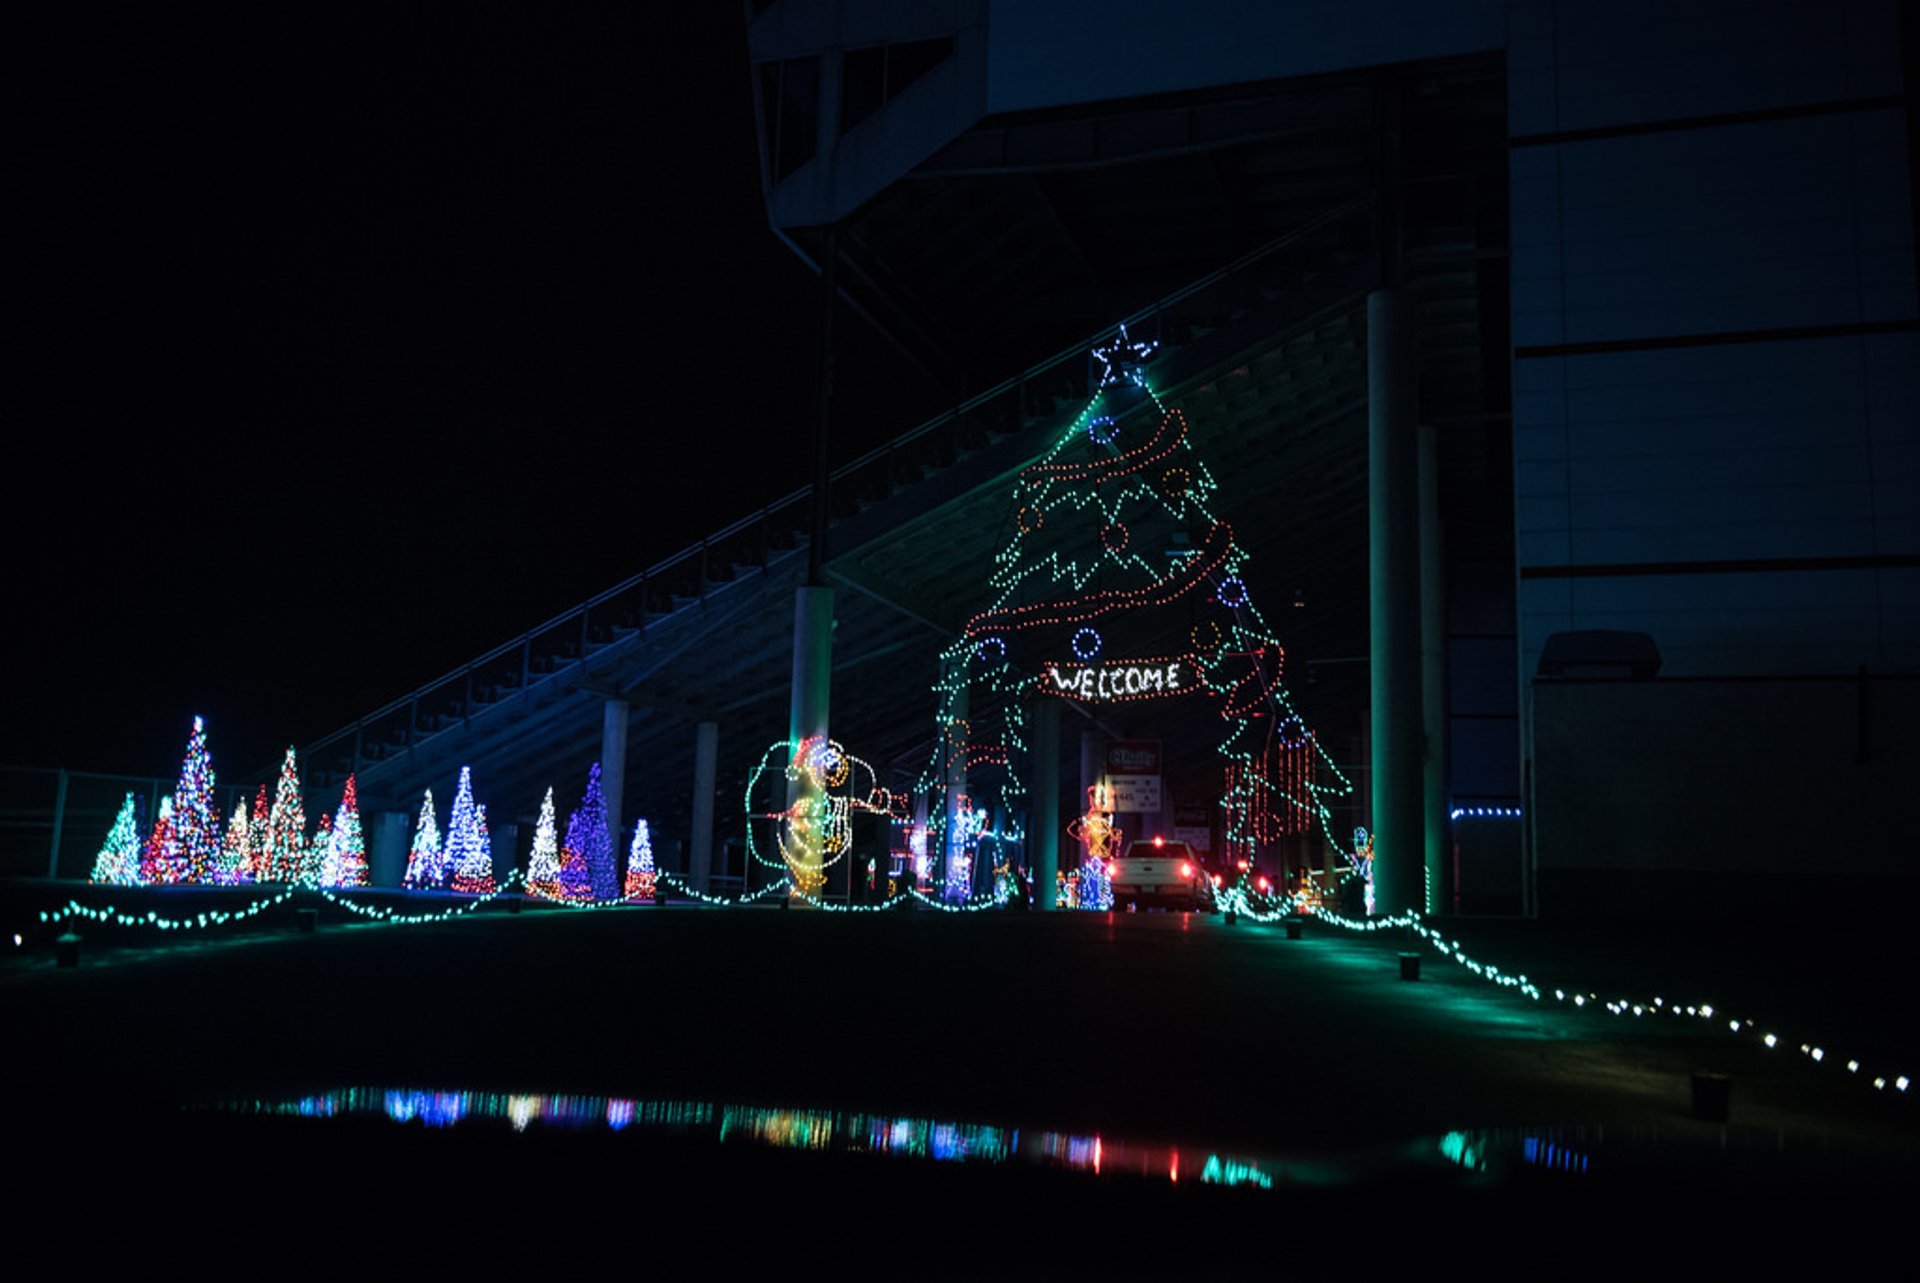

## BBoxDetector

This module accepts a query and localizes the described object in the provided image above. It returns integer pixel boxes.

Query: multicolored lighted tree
[142,795,188,884]
[247,785,270,880]
[320,774,369,887]
[447,768,494,895]
[170,716,221,883]
[90,793,142,885]
[219,799,255,883]
[526,787,562,899]
[403,790,444,890]
[920,331,1354,904]
[263,748,308,883]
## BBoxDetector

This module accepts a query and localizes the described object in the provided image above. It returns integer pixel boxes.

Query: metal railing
[290,195,1374,787]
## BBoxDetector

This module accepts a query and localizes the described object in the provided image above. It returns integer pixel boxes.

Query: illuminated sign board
[1041,658,1192,703]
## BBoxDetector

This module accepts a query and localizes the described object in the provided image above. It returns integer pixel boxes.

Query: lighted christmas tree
[218,798,255,884]
[90,793,142,885]
[623,818,655,901]
[446,767,494,895]
[167,716,222,883]
[560,762,615,903]
[475,804,493,889]
[525,787,561,899]
[921,327,1354,902]
[141,796,187,885]
[307,813,333,885]
[262,748,308,883]
[402,790,443,890]
[247,785,270,880]
[320,775,368,887]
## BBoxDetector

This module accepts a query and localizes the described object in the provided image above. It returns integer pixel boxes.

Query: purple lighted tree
[561,762,616,903]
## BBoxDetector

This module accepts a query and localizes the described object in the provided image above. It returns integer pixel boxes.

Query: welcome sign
[1040,658,1196,703]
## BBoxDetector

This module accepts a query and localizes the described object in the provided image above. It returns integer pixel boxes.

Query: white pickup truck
[1107,838,1214,912]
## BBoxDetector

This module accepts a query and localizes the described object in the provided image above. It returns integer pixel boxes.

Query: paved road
[5,898,1914,1266]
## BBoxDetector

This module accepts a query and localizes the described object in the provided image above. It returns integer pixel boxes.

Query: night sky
[13,10,945,781]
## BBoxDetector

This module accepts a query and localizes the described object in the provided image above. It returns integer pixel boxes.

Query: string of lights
[1212,885,1913,1100]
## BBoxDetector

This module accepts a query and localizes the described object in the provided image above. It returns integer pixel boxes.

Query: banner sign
[1041,658,1192,703]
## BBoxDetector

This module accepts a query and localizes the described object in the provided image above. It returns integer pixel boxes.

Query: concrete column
[601,699,629,859]
[1419,422,1448,914]
[787,585,834,905]
[942,659,970,901]
[1030,696,1060,911]
[911,789,930,891]
[689,720,718,894]
[491,823,518,886]
[369,810,409,887]
[1369,287,1422,915]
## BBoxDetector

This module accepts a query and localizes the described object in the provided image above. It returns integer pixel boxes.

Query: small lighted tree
[623,818,656,902]
[526,787,562,899]
[217,799,254,884]
[141,796,187,885]
[402,790,444,890]
[560,762,614,903]
[448,768,495,895]
[248,785,270,879]
[171,716,221,883]
[263,748,308,883]
[320,775,368,887]
[90,793,142,885]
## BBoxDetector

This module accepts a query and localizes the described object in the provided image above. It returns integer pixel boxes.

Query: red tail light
[1211,874,1223,887]
[1180,862,1193,879]
[1107,861,1118,877]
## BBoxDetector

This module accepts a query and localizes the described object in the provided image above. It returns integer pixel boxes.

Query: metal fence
[0,765,247,881]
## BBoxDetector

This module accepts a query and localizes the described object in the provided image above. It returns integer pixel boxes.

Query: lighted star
[1091,325,1158,386]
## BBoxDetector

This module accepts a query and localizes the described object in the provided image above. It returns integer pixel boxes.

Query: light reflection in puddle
[216,1089,1536,1191]
[205,1095,1913,1192]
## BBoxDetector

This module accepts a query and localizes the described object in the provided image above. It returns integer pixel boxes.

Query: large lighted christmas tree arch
[917,330,1357,903]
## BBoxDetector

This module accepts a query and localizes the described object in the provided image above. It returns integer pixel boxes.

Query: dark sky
[12,10,944,781]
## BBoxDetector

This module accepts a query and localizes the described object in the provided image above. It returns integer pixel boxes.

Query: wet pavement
[4,889,1914,1266]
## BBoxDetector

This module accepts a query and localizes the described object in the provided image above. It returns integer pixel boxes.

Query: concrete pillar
[491,822,517,887]
[369,810,409,887]
[942,659,970,901]
[1369,287,1422,915]
[689,721,718,894]
[1419,422,1448,914]
[911,790,930,891]
[601,699,629,858]
[1077,728,1107,865]
[1030,697,1060,911]
[787,585,834,905]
